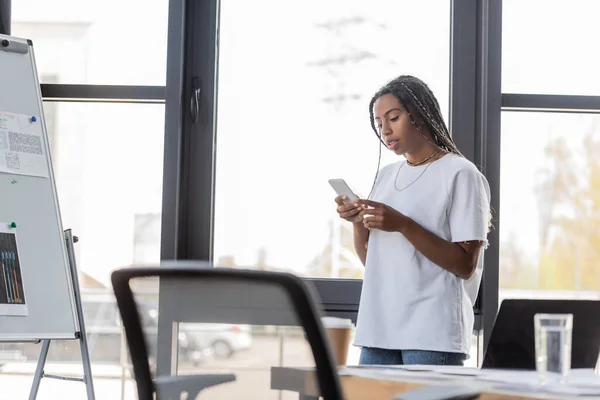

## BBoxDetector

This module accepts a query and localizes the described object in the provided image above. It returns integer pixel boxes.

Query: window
[502,0,600,95]
[176,323,316,399]
[47,103,165,281]
[133,213,162,265]
[82,300,119,326]
[499,111,600,300]
[0,103,164,397]
[11,0,168,85]
[1,1,167,399]
[213,0,451,278]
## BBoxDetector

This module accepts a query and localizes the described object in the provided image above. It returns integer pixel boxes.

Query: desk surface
[271,366,600,400]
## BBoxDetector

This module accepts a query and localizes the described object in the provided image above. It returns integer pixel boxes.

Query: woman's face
[373,93,422,156]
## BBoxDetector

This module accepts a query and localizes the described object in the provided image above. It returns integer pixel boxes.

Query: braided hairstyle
[366,76,494,231]
[366,75,463,199]
[368,75,463,156]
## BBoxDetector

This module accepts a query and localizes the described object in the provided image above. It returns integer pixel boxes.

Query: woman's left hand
[357,199,408,232]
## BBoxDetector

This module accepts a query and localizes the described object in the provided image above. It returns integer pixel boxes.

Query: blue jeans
[359,347,466,366]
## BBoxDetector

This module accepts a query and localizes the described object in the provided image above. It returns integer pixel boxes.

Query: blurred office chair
[111,264,344,400]
[482,299,600,369]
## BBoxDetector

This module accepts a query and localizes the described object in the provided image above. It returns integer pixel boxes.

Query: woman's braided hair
[368,75,463,157]
[366,76,494,232]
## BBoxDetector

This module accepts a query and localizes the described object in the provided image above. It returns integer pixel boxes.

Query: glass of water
[534,313,573,383]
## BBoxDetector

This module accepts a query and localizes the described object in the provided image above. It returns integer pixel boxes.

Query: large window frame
[14,0,506,365]
[161,0,502,361]
[27,0,600,369]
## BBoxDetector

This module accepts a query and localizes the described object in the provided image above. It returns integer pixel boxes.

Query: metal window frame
[160,0,220,261]
[0,0,10,36]
[28,0,512,363]
[27,0,600,368]
[482,4,600,359]
[40,84,165,104]
[163,0,502,345]
[450,0,502,355]
[160,0,187,261]
[502,93,600,113]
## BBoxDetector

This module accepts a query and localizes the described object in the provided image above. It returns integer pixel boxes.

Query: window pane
[49,103,165,274]
[0,103,164,399]
[502,0,600,95]
[500,112,600,301]
[176,324,314,400]
[11,0,168,85]
[214,0,450,278]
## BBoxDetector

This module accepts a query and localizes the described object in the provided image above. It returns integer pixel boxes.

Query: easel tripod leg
[27,231,96,400]
[29,339,51,400]
[65,229,96,400]
[79,333,95,400]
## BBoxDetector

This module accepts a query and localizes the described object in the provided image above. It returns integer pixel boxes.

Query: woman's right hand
[335,196,363,223]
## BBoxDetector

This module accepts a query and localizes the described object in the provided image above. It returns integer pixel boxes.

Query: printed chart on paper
[0,224,28,316]
[0,111,49,178]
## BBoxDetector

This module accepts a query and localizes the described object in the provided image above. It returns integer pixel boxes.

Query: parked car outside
[0,293,252,368]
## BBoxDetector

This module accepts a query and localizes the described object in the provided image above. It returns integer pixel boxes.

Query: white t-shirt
[353,153,491,357]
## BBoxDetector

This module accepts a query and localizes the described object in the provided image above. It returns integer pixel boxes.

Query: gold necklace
[394,149,443,192]
[394,161,435,192]
[406,148,441,166]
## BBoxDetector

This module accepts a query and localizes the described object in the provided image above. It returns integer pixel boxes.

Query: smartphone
[328,179,359,204]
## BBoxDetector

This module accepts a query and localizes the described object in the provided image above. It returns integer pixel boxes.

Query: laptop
[482,299,600,369]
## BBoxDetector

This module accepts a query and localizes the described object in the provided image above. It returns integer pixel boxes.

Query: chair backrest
[482,299,600,369]
[111,263,344,400]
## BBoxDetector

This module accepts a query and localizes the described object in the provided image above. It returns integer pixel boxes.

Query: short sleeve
[448,167,491,244]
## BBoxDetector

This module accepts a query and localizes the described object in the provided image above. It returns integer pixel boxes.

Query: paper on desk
[490,382,600,397]
[568,368,600,385]
[477,369,600,397]
[476,369,537,384]
[342,365,483,379]
[341,367,454,382]
[398,365,483,376]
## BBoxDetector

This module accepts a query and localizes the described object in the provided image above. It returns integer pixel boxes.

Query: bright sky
[9,0,600,281]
